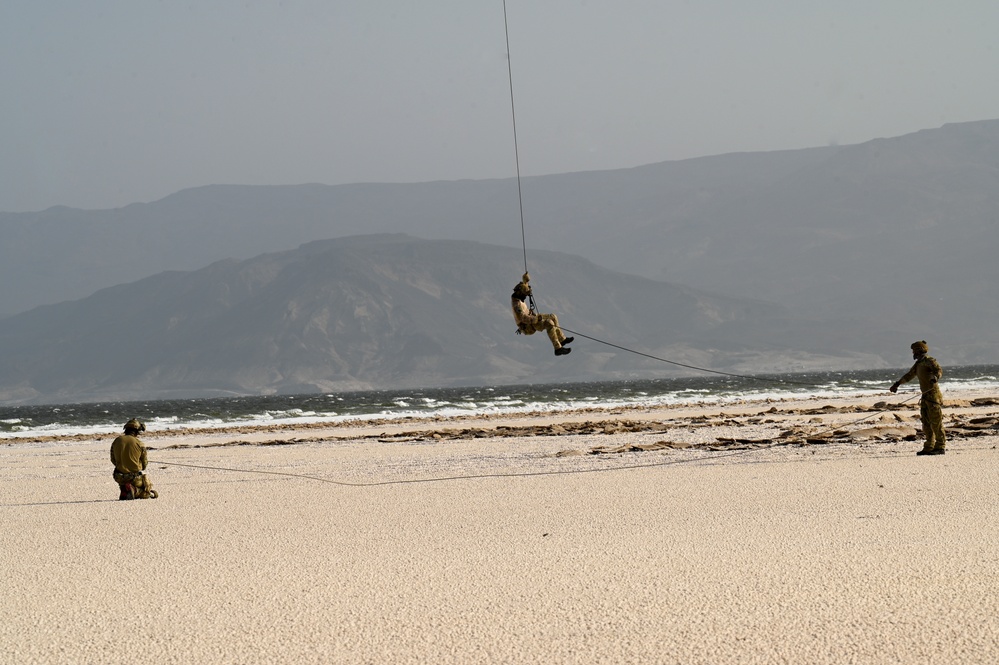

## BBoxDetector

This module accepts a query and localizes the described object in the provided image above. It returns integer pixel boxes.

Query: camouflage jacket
[899,355,943,397]
[511,295,537,329]
[110,434,148,474]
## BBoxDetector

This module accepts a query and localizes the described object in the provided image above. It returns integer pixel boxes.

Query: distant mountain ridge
[5,120,994,319]
[2,119,998,392]
[0,140,840,317]
[0,235,874,404]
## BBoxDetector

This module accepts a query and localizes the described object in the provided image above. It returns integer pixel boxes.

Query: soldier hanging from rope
[511,272,573,356]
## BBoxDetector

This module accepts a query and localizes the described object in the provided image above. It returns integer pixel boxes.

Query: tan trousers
[113,471,157,499]
[919,398,946,451]
[522,313,567,350]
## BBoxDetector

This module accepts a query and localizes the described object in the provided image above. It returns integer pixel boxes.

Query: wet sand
[3,392,999,663]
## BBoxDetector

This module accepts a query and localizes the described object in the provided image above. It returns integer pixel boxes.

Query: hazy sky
[2,1,997,212]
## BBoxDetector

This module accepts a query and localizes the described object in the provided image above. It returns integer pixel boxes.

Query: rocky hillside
[0,235,862,404]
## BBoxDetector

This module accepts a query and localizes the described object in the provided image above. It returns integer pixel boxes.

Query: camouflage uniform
[891,341,945,454]
[511,273,571,354]
[110,420,157,499]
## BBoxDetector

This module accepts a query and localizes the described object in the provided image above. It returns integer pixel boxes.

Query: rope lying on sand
[146,390,999,488]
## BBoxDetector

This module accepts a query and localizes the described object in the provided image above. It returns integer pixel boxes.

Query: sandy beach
[3,391,999,664]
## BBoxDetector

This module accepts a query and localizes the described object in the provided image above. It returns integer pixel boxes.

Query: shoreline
[5,388,998,449]
[3,391,999,663]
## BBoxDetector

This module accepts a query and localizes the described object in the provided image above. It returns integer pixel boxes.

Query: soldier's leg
[927,402,946,451]
[538,314,562,349]
[133,474,158,499]
[547,313,567,345]
[919,401,935,451]
[113,471,135,500]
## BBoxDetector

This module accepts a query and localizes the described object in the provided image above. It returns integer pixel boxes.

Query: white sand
[3,394,999,664]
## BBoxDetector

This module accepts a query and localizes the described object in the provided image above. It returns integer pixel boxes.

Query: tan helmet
[910,340,928,354]
[124,418,146,433]
[513,282,531,297]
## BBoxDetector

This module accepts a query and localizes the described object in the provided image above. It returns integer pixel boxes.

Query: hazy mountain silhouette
[2,120,997,373]
[0,147,836,316]
[1,120,992,312]
[0,235,876,404]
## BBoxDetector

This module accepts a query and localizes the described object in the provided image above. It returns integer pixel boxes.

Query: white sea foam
[3,374,997,440]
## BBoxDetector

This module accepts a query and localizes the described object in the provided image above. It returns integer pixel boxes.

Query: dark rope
[559,329,947,408]
[502,0,529,276]
[146,386,933,488]
[146,442,812,487]
[497,2,900,398]
[149,456,715,486]
[559,326,818,386]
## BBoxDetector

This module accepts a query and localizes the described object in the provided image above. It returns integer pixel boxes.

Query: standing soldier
[110,419,158,499]
[511,272,573,356]
[890,340,946,455]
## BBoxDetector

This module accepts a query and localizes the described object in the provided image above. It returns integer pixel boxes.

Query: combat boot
[554,347,572,356]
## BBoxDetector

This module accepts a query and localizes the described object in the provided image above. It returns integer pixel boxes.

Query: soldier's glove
[889,382,899,393]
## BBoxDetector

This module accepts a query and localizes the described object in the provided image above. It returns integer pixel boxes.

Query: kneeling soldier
[110,418,158,499]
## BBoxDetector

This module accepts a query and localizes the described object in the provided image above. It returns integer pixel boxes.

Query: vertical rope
[502,0,529,275]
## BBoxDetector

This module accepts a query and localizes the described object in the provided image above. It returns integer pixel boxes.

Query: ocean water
[2,366,997,440]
